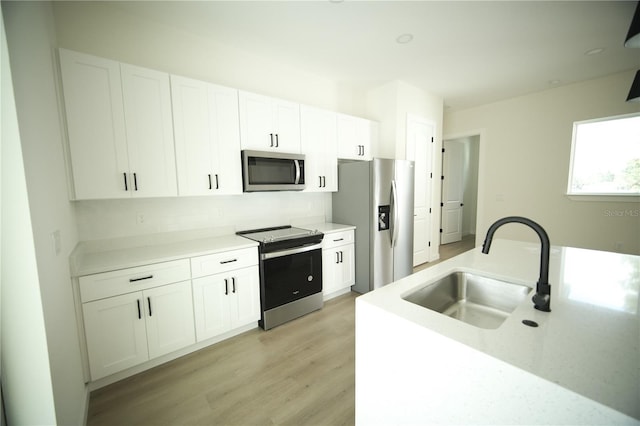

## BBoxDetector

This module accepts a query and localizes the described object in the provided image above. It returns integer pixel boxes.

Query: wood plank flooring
[87,292,357,426]
[413,234,476,272]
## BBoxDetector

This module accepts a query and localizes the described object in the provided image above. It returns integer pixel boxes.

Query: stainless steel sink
[402,272,532,329]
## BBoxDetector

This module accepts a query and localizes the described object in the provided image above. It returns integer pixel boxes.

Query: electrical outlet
[137,213,145,224]
[615,241,623,252]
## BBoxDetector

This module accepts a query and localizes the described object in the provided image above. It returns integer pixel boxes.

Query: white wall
[445,71,640,254]
[2,2,86,424]
[1,5,57,424]
[75,193,330,241]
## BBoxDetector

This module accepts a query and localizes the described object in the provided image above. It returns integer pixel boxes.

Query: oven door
[261,244,322,311]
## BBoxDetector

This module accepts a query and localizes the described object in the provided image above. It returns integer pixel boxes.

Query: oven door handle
[261,242,323,260]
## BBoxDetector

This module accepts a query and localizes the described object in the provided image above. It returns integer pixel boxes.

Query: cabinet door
[192,273,232,341]
[337,114,373,161]
[144,281,195,359]
[238,91,275,151]
[272,99,301,153]
[229,265,260,328]
[208,84,242,194]
[338,244,356,289]
[171,75,214,196]
[323,245,355,295]
[58,49,129,200]
[82,292,148,380]
[121,63,177,197]
[301,105,337,192]
[172,76,241,196]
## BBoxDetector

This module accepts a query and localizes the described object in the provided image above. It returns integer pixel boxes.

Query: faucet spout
[482,216,551,312]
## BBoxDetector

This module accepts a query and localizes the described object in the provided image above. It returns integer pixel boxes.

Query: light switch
[51,230,61,256]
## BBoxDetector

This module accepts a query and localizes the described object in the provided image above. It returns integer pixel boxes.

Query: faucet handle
[532,291,551,312]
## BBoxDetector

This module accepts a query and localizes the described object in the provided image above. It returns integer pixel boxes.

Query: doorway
[441,135,480,245]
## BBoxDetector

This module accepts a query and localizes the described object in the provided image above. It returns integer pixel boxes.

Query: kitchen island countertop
[356,239,639,424]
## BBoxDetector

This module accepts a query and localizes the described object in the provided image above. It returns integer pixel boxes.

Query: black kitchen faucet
[481,216,552,312]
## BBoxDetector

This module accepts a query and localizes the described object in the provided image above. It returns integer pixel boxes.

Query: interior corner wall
[366,81,399,159]
[1,5,57,425]
[444,70,640,254]
[3,1,86,424]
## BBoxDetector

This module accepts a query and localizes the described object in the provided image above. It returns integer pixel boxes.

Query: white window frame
[567,112,640,202]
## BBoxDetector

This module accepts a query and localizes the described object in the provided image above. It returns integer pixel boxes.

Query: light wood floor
[414,234,476,272]
[87,292,357,426]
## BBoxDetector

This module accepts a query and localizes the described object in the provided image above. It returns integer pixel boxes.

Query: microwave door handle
[294,159,301,184]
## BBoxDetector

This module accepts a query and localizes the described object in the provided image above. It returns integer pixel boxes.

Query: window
[567,113,640,196]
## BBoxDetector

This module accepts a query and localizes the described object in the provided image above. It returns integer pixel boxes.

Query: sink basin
[402,272,532,329]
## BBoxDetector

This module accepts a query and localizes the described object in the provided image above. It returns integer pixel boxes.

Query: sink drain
[522,319,539,327]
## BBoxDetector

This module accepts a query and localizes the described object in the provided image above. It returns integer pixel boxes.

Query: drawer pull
[333,238,344,242]
[147,297,152,316]
[224,278,229,295]
[129,275,153,283]
[232,277,236,293]
[137,299,142,319]
[220,259,238,264]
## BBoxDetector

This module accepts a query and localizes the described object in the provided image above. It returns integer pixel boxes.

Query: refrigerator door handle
[390,179,399,248]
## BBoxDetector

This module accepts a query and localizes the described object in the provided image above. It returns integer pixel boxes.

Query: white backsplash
[74,192,332,242]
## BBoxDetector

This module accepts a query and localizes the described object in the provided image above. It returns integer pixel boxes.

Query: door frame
[442,129,486,248]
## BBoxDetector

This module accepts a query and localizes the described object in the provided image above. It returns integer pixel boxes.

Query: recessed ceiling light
[396,34,414,44]
[548,79,562,85]
[584,47,605,56]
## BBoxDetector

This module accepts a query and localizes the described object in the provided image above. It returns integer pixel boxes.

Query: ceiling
[116,1,640,110]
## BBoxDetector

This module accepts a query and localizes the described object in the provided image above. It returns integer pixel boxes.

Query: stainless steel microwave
[241,150,305,192]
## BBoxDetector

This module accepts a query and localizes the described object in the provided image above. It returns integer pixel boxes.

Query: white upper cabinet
[337,113,376,161]
[59,49,177,200]
[59,48,129,200]
[120,64,177,198]
[238,90,301,153]
[171,75,242,196]
[300,105,338,192]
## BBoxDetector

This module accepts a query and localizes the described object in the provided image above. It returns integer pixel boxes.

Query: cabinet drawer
[79,259,190,303]
[191,247,258,279]
[322,230,354,250]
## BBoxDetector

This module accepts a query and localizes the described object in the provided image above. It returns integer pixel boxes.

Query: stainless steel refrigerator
[332,158,415,294]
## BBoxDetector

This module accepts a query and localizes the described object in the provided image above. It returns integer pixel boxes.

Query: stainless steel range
[237,226,324,330]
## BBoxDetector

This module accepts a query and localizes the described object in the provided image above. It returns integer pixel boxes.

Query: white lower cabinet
[192,265,260,342]
[82,280,195,380]
[322,229,355,298]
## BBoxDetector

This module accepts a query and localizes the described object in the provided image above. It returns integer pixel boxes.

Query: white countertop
[304,222,356,233]
[70,233,258,277]
[69,223,354,277]
[358,239,640,421]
